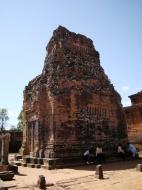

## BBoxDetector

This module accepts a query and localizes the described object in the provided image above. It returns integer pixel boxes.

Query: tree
[10,125,17,131]
[0,108,9,131]
[17,110,24,131]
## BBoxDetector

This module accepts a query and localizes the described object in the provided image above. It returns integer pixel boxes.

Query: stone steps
[14,155,141,170]
[27,163,41,168]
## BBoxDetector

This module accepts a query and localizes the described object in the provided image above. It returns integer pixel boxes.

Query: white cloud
[122,86,130,92]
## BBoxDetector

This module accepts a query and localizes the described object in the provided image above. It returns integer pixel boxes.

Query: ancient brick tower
[124,91,142,145]
[22,26,127,168]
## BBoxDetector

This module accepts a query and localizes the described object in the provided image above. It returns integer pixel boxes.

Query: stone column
[0,133,10,165]
[34,120,40,156]
[30,123,35,157]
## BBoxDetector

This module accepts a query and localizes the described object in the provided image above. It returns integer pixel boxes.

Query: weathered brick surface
[22,26,127,161]
[124,91,142,144]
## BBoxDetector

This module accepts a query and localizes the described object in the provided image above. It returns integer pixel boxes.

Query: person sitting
[95,144,104,163]
[127,142,138,159]
[83,146,94,164]
[117,143,125,160]
[84,149,90,164]
[89,146,94,163]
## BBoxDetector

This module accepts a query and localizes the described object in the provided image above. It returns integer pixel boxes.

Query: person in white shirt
[117,143,125,159]
[83,146,94,164]
[84,149,90,164]
[95,144,104,163]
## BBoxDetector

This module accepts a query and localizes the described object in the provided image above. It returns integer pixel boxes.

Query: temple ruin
[124,91,142,146]
[21,26,127,168]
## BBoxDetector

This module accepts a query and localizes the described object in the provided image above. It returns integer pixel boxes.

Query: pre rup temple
[21,26,127,168]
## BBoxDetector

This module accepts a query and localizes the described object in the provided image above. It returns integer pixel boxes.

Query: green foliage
[0,108,9,131]
[17,110,24,131]
[10,125,17,131]
[9,125,21,132]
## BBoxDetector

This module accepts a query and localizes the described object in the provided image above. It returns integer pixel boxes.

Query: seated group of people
[84,142,138,164]
[84,144,105,164]
[118,142,138,159]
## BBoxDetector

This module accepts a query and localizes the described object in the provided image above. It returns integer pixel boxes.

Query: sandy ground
[2,158,142,190]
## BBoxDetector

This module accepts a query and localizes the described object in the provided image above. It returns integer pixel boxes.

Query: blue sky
[0,0,141,127]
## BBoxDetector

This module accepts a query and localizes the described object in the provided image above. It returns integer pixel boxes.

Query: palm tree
[0,108,9,131]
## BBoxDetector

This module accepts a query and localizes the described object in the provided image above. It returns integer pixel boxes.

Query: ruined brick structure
[0,130,22,153]
[22,26,127,168]
[124,91,142,145]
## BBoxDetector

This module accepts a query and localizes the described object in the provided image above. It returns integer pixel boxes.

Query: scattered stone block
[0,171,14,181]
[95,164,103,179]
[8,164,18,174]
[136,164,142,172]
[0,186,8,190]
[37,175,46,189]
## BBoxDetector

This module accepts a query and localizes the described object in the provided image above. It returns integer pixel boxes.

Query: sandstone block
[37,175,46,189]
[136,164,142,172]
[95,164,103,179]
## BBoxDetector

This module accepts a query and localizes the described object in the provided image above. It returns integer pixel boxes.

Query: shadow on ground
[16,172,27,176]
[67,159,142,171]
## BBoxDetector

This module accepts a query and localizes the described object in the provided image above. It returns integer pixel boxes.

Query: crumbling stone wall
[22,26,127,159]
[124,91,142,145]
